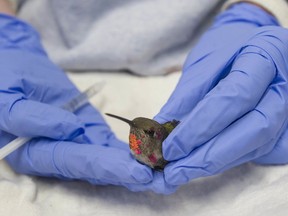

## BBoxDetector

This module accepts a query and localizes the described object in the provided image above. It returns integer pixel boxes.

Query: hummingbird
[105,113,180,171]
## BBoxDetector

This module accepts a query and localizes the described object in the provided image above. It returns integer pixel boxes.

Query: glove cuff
[222,0,288,28]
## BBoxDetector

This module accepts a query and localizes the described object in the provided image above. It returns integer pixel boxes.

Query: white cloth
[17,0,224,75]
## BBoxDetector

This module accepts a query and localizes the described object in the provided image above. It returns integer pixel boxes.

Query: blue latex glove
[0,14,155,191]
[154,3,288,186]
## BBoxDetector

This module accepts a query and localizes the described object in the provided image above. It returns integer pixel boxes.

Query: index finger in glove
[6,138,153,185]
[253,124,288,165]
[154,48,238,124]
[163,44,276,161]
[0,92,84,140]
[164,27,288,184]
[165,82,288,185]
[122,172,178,195]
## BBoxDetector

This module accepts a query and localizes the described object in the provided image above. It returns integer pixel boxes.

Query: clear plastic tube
[0,82,105,160]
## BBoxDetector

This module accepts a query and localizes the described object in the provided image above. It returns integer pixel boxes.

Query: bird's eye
[145,130,155,137]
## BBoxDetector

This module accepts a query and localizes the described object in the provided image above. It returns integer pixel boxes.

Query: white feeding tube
[0,82,105,160]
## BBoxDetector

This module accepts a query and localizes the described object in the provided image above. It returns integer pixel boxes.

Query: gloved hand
[154,3,288,186]
[0,14,155,191]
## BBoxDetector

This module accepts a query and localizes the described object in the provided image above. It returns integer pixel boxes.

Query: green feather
[162,120,180,134]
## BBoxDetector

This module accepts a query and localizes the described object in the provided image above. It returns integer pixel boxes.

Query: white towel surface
[1,71,288,216]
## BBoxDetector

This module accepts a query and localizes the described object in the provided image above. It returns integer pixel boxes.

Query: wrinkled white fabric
[17,0,224,75]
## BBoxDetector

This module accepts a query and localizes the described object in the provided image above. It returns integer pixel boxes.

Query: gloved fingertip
[162,137,186,161]
[150,171,178,194]
[253,125,288,165]
[253,152,288,165]
[164,168,187,186]
[7,99,85,139]
[131,165,153,183]
[37,109,85,140]
[164,164,206,186]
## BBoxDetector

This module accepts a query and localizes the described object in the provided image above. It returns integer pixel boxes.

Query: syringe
[0,82,105,160]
